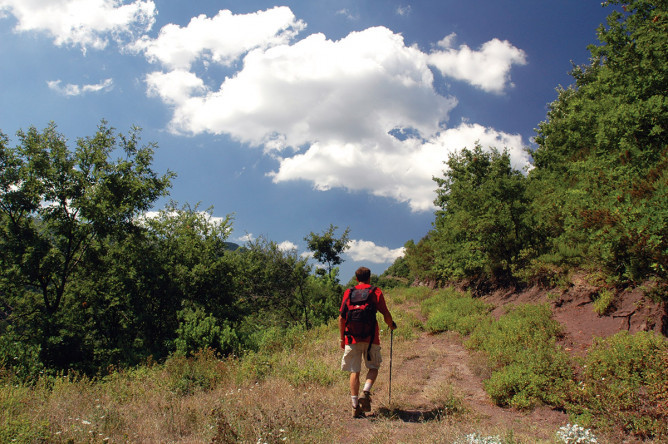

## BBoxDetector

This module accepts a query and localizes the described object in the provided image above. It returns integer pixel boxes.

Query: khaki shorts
[341,343,382,373]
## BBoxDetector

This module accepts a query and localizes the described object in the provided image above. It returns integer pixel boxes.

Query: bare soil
[336,280,667,444]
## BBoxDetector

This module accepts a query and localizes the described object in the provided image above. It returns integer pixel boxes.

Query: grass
[592,288,614,315]
[1,285,666,443]
[418,288,667,441]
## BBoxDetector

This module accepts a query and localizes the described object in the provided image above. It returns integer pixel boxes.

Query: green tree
[529,0,667,281]
[0,122,173,371]
[304,224,350,281]
[231,237,314,336]
[431,144,529,283]
[378,246,412,288]
[123,202,236,360]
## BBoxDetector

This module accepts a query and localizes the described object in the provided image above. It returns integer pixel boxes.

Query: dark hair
[355,267,371,283]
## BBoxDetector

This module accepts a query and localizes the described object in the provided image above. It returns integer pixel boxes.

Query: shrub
[591,288,614,315]
[569,331,668,439]
[163,349,229,395]
[0,325,44,383]
[467,304,574,409]
[175,305,239,357]
[483,347,574,409]
[422,291,492,335]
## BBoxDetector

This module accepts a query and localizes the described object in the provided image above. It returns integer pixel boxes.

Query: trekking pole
[389,322,396,405]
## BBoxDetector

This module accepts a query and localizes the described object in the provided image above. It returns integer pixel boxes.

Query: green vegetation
[1,1,666,442]
[418,288,667,440]
[421,288,492,335]
[569,331,668,439]
[0,122,346,379]
[422,292,574,410]
[1,287,665,442]
[400,0,667,288]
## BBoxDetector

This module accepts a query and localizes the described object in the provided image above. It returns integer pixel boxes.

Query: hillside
[334,282,666,444]
[4,282,665,443]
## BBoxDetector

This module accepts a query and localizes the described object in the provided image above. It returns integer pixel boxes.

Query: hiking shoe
[352,404,364,418]
[359,391,372,412]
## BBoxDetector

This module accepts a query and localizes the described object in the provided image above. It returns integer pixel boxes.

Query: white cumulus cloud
[277,240,297,252]
[0,0,156,51]
[47,78,114,96]
[270,122,526,212]
[136,9,529,212]
[346,240,405,264]
[237,233,254,243]
[130,6,305,70]
[428,33,527,93]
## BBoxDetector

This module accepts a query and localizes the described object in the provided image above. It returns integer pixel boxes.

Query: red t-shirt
[340,283,389,345]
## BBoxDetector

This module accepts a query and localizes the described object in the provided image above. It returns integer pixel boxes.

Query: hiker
[339,266,396,418]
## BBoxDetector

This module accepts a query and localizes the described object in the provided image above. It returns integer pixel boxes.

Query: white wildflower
[557,423,599,444]
[455,433,503,444]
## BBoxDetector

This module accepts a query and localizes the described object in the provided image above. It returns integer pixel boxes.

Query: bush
[163,349,229,395]
[175,305,239,357]
[467,304,574,409]
[422,290,492,335]
[591,288,614,315]
[569,331,668,439]
[483,346,574,409]
[0,325,44,383]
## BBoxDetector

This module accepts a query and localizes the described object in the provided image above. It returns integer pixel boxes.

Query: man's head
[355,266,371,284]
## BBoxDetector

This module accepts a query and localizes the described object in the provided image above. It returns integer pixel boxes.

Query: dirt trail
[336,297,570,444]
[338,330,567,443]
[335,284,666,444]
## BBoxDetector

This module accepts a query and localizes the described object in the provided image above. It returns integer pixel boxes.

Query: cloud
[47,78,114,96]
[140,210,229,228]
[336,8,358,20]
[147,26,453,142]
[130,6,305,70]
[346,240,405,264]
[277,240,297,252]
[139,9,529,212]
[396,5,412,16]
[0,0,156,51]
[270,122,526,212]
[428,33,527,93]
[146,70,206,104]
[236,233,254,243]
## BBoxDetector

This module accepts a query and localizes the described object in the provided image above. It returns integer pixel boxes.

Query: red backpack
[343,286,377,359]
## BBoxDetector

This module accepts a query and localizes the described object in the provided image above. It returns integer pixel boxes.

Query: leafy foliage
[568,331,668,439]
[432,144,530,283]
[0,121,173,372]
[467,304,575,409]
[528,0,668,282]
[401,145,530,286]
[0,123,343,377]
[395,0,667,287]
[304,224,350,281]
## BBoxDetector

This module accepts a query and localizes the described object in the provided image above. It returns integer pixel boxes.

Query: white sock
[363,382,372,393]
[351,395,359,407]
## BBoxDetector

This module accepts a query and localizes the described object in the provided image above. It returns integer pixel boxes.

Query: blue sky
[0,0,615,282]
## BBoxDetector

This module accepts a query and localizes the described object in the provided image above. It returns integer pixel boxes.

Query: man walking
[339,266,396,418]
